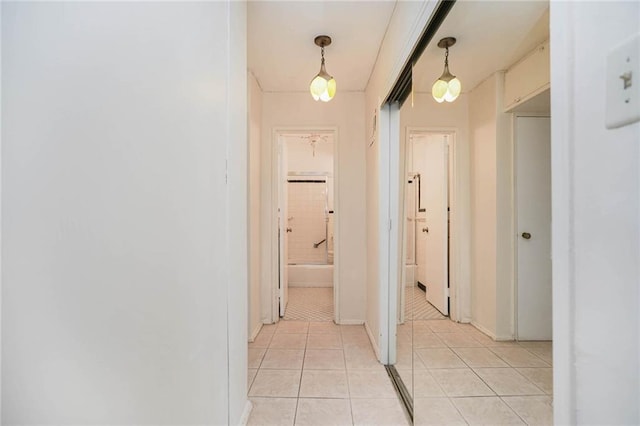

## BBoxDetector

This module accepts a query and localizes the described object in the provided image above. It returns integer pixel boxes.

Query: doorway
[515,114,552,340]
[401,130,455,322]
[275,130,338,322]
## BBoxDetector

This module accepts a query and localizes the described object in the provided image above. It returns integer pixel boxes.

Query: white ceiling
[248,1,549,96]
[248,1,397,92]
[412,1,549,94]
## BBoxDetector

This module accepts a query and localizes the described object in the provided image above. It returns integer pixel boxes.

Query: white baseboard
[470,321,496,340]
[338,319,365,325]
[248,323,263,343]
[239,400,253,426]
[364,321,381,362]
[289,282,333,288]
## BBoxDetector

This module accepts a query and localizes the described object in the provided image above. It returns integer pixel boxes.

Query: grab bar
[313,238,327,248]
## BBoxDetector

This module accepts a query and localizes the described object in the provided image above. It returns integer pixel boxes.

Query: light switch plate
[605,33,640,129]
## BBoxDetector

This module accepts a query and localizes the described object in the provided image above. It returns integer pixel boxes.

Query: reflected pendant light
[432,37,462,103]
[309,35,336,102]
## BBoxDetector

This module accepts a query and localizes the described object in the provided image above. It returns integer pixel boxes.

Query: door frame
[270,127,340,323]
[512,112,551,340]
[400,127,459,320]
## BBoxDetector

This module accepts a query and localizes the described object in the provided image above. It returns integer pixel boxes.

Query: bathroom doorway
[276,130,337,322]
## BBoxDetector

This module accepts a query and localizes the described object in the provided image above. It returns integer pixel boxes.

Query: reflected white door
[516,116,552,340]
[279,139,289,317]
[415,134,449,316]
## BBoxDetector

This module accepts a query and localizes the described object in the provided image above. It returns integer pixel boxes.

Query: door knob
[422,227,429,233]
[286,227,292,233]
[521,232,531,239]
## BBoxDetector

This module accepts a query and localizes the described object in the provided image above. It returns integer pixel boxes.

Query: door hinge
[389,219,392,231]
[225,160,228,184]
[445,288,450,297]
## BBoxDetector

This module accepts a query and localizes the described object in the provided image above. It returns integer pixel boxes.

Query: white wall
[2,3,247,423]
[399,92,471,322]
[468,73,514,340]
[260,92,366,324]
[551,2,640,424]
[248,72,262,341]
[364,0,440,358]
[285,135,334,174]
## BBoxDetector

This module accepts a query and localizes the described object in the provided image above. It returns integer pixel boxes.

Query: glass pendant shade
[432,64,461,103]
[310,63,336,102]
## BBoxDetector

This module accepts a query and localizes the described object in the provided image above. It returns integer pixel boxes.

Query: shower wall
[287,181,328,264]
[284,134,334,266]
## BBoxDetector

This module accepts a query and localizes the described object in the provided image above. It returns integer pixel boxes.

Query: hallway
[248,318,552,425]
[247,321,408,425]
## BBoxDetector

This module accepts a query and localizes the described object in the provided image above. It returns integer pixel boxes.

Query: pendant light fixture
[432,37,461,103]
[309,35,336,102]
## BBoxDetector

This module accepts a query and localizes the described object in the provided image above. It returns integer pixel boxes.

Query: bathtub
[288,264,334,287]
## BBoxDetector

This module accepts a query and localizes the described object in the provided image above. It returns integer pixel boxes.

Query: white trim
[549,2,575,424]
[404,127,460,322]
[364,321,382,362]
[378,105,392,366]
[270,127,340,324]
[239,400,253,426]
[387,103,400,365]
[471,321,496,340]
[248,323,263,343]
[340,319,365,326]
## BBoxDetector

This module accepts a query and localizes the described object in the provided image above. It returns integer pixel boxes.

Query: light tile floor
[397,319,553,425]
[248,319,553,425]
[284,288,334,322]
[247,320,409,426]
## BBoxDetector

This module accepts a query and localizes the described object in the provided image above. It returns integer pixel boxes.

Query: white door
[516,116,552,340]
[278,139,289,317]
[416,134,449,316]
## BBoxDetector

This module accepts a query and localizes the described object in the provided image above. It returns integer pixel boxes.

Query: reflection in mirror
[401,1,553,425]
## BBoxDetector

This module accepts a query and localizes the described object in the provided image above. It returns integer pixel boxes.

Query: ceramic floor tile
[416,348,467,369]
[426,320,461,333]
[474,368,545,396]
[344,347,381,370]
[248,368,258,389]
[351,398,410,425]
[413,332,447,349]
[413,370,446,397]
[516,368,553,395]
[348,369,397,398]
[490,347,550,367]
[452,396,524,425]
[521,346,553,365]
[261,349,305,370]
[414,398,467,426]
[294,398,353,426]
[276,320,310,334]
[308,321,340,334]
[299,369,349,398]
[438,333,484,348]
[249,369,301,398]
[249,329,274,349]
[247,397,297,426]
[249,348,267,368]
[468,332,520,348]
[303,349,345,370]
[270,333,308,349]
[340,325,368,335]
[503,395,554,425]
[430,368,495,397]
[342,336,374,351]
[453,347,509,368]
[307,333,342,349]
